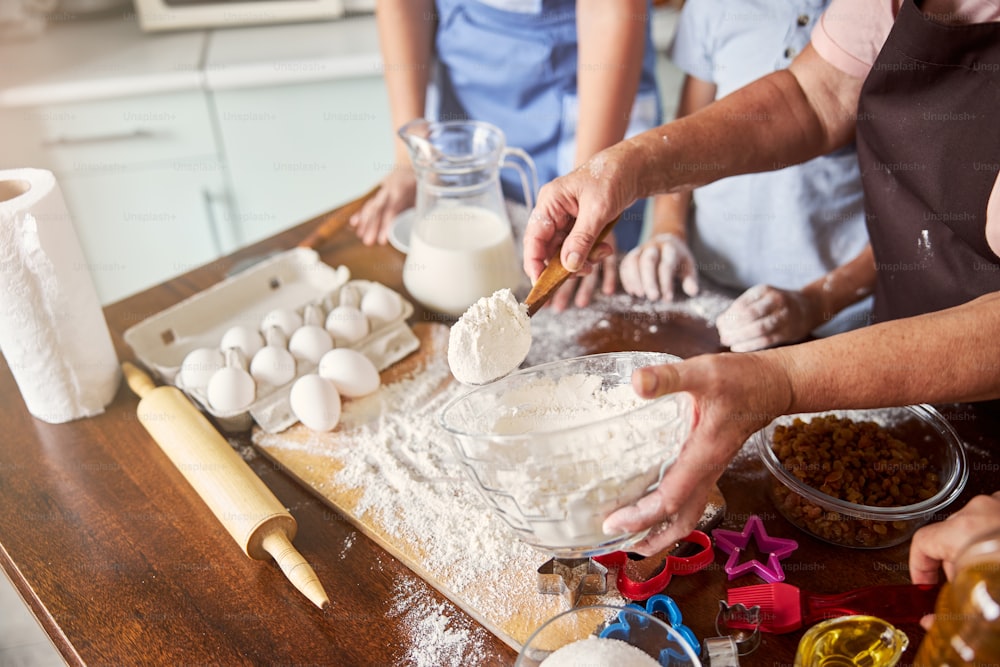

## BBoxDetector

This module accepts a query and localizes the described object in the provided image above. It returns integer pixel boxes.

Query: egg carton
[124,247,420,433]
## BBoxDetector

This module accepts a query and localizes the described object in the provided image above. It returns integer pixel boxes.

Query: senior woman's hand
[523,144,641,283]
[546,243,619,311]
[602,350,794,555]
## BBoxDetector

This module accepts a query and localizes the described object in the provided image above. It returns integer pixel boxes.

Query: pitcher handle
[501,147,539,212]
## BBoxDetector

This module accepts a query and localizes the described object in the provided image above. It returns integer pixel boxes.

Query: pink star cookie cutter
[712,514,798,583]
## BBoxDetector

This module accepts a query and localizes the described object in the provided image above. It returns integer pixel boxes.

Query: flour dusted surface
[388,577,498,667]
[526,289,732,366]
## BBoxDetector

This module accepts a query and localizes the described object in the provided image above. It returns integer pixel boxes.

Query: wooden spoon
[523,216,619,316]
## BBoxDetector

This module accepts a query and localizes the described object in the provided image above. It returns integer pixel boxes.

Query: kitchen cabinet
[210,77,394,245]
[0,8,680,304]
[56,161,231,303]
[0,90,237,303]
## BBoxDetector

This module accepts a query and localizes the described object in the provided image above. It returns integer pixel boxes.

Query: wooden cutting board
[252,322,726,651]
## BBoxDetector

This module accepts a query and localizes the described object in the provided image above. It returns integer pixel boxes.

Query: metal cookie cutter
[713,600,762,656]
[703,636,741,667]
[600,595,700,664]
[594,530,714,601]
[536,557,609,607]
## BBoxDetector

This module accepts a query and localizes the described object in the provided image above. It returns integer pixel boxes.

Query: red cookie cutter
[594,530,714,601]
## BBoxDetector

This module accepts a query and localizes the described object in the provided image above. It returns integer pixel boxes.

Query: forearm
[618,45,861,201]
[645,74,716,241]
[375,0,435,164]
[573,0,648,165]
[800,244,876,329]
[770,292,1000,411]
[649,193,690,239]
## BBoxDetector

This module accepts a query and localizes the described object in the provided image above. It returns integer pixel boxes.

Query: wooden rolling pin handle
[123,361,156,398]
[261,529,330,610]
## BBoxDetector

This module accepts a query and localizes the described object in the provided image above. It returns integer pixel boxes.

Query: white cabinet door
[212,77,393,244]
[0,92,237,304]
[58,159,231,303]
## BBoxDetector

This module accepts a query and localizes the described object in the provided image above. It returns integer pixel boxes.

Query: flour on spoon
[447,288,531,385]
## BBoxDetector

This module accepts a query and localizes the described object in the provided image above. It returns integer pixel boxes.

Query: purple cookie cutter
[712,514,798,583]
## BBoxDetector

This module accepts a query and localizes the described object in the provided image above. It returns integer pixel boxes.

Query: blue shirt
[431,0,662,249]
[671,0,871,335]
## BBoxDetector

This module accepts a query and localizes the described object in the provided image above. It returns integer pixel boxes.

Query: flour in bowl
[447,288,531,385]
[443,361,691,552]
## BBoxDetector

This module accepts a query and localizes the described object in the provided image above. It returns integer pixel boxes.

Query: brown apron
[856,0,1000,322]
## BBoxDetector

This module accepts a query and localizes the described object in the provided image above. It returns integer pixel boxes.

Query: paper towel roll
[0,168,121,423]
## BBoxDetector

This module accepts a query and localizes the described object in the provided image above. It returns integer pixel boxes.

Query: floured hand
[717,284,818,352]
[602,352,794,554]
[620,233,699,302]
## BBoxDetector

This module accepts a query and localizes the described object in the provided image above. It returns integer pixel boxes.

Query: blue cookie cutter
[599,594,700,665]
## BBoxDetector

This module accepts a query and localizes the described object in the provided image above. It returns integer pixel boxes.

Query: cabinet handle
[201,188,243,256]
[42,128,160,147]
[201,188,224,257]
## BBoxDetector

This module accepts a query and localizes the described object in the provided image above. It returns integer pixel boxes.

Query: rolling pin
[122,362,329,609]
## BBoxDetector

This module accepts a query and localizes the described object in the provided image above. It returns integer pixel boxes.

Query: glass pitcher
[400,119,537,317]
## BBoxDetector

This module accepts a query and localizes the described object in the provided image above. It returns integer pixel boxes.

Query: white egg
[220,325,265,359]
[290,374,341,432]
[325,305,370,346]
[360,285,403,326]
[318,348,381,398]
[260,308,303,338]
[250,345,297,387]
[338,283,362,309]
[289,325,333,364]
[206,366,256,413]
[178,347,224,392]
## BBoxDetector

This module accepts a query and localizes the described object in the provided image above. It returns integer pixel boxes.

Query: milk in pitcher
[403,204,521,317]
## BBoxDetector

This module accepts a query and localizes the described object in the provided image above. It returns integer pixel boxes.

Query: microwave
[133,0,373,32]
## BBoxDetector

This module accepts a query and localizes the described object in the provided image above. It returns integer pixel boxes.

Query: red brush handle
[804,583,942,625]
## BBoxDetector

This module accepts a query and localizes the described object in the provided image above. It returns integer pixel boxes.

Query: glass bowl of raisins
[753,406,968,549]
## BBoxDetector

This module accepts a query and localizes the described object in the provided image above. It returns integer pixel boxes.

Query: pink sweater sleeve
[810,0,900,79]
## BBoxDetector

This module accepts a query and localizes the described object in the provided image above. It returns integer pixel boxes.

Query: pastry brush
[726,581,942,633]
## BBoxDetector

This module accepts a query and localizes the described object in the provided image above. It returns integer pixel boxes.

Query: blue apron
[431,0,662,250]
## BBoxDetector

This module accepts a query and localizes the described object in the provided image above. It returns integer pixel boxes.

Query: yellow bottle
[913,529,1000,666]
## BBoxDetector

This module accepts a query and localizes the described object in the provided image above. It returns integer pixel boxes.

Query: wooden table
[1,205,997,666]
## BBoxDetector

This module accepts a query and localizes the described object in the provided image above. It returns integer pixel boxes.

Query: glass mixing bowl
[754,406,968,549]
[439,352,692,558]
[515,604,702,667]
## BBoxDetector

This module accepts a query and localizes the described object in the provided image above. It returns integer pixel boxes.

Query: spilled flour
[388,578,498,667]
